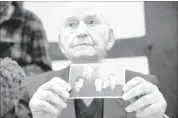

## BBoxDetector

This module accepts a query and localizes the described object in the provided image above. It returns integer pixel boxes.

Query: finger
[50,77,71,91]
[128,97,137,104]
[30,98,58,114]
[49,85,70,99]
[36,85,70,100]
[135,99,167,118]
[122,77,144,93]
[125,92,161,112]
[39,77,71,92]
[39,90,67,108]
[122,83,153,101]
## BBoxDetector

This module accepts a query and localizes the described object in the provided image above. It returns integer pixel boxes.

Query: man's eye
[88,19,97,25]
[67,22,77,28]
[69,23,75,27]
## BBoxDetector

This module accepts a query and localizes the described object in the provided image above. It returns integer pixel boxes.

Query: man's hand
[29,77,71,118]
[122,77,167,118]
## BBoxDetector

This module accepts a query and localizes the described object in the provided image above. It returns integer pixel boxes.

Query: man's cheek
[97,26,108,36]
[62,36,73,48]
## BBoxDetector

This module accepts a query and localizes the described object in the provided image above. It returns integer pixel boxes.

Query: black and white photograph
[69,63,125,98]
[0,1,177,118]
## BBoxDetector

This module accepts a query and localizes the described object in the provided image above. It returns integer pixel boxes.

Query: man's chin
[74,52,97,59]
[72,54,99,63]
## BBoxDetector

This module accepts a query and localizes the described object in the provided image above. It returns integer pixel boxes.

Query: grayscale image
[0,1,177,118]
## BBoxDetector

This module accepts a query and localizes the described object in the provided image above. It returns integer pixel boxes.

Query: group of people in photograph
[72,73,123,97]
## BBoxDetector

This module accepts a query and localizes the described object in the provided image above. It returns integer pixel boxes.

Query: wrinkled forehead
[68,4,101,16]
[60,2,106,24]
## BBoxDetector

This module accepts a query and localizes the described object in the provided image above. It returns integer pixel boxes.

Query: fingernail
[136,113,140,117]
[122,94,127,101]
[122,95,125,100]
[67,93,70,98]
[125,107,131,112]
[68,86,72,91]
[64,103,67,108]
[122,86,125,92]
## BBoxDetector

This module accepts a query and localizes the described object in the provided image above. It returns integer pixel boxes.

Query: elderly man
[27,3,168,118]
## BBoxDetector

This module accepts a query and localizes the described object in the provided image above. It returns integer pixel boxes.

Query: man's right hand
[29,77,71,118]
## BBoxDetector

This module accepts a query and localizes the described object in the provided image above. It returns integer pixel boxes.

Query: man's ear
[58,35,65,54]
[106,29,115,51]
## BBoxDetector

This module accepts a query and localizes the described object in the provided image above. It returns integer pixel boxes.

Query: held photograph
[69,63,125,99]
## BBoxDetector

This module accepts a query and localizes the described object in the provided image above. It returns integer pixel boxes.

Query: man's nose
[78,33,88,39]
[76,22,88,39]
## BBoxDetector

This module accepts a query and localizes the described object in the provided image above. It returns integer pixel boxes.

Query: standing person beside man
[94,77,104,96]
[0,1,52,76]
[71,76,84,97]
[104,73,123,96]
[82,65,93,81]
[27,3,168,118]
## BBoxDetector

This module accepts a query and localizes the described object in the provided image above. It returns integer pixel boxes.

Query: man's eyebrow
[85,14,99,19]
[64,16,78,23]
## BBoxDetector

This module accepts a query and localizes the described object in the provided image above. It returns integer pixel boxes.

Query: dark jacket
[103,84,123,96]
[80,79,96,97]
[26,66,159,118]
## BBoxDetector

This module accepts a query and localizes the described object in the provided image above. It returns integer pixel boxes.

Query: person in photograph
[104,74,123,96]
[71,76,84,97]
[83,65,93,81]
[80,66,97,97]
[94,77,104,96]
[79,76,96,97]
[27,2,168,118]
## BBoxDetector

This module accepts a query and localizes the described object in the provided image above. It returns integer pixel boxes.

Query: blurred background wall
[24,1,177,118]
[144,2,177,118]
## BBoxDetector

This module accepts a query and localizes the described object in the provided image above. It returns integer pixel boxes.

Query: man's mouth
[73,43,94,47]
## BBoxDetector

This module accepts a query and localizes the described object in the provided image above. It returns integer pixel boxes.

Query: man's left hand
[122,77,167,118]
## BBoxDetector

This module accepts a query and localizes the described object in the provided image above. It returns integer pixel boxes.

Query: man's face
[83,66,93,77]
[95,79,103,91]
[58,3,114,63]
[108,74,116,88]
[75,79,84,89]
[0,2,11,16]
